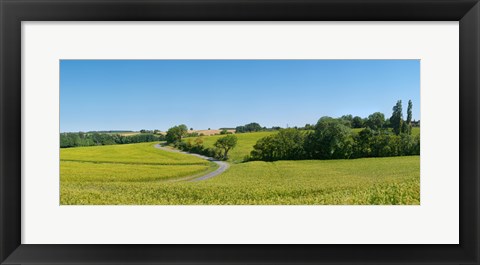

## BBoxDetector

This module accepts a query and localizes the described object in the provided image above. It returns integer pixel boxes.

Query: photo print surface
[60,60,420,205]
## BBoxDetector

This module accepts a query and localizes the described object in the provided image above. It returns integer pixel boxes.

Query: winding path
[154,143,229,182]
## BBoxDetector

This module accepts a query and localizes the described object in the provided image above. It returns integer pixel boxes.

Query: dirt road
[154,143,229,182]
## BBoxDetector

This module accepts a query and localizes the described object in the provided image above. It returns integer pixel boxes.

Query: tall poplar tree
[390,100,403,135]
[405,100,413,134]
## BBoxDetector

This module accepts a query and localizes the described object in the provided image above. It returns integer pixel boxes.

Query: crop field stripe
[60,161,219,183]
[60,142,210,165]
[60,159,208,166]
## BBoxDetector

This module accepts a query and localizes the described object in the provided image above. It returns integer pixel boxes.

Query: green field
[61,140,420,205]
[411,127,420,136]
[61,143,219,204]
[61,142,211,165]
[183,156,419,205]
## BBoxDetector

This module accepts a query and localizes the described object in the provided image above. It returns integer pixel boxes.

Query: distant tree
[405,100,413,134]
[220,129,232,135]
[304,124,314,130]
[214,135,238,160]
[190,128,193,131]
[351,116,364,128]
[411,119,420,127]
[246,122,262,132]
[366,112,385,131]
[390,100,404,135]
[406,100,413,124]
[60,132,163,148]
[166,124,188,143]
[235,122,262,133]
[140,129,154,134]
[235,125,246,133]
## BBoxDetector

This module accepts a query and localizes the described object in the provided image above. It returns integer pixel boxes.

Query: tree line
[234,101,419,133]
[60,132,165,148]
[248,100,420,161]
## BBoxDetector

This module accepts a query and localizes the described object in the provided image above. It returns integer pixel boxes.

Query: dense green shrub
[174,138,222,159]
[304,117,354,160]
[250,129,306,161]
[249,117,419,162]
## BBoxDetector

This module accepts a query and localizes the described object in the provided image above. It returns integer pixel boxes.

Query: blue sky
[60,60,420,132]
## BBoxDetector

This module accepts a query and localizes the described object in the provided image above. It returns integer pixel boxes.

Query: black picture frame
[1,0,479,264]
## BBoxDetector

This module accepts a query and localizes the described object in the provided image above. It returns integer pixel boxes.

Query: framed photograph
[1,0,479,264]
